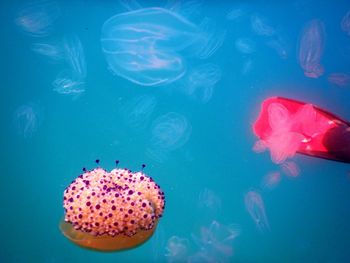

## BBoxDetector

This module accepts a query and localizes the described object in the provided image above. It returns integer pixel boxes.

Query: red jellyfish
[59,162,165,251]
[253,97,350,163]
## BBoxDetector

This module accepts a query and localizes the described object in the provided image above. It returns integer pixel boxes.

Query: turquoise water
[2,0,350,262]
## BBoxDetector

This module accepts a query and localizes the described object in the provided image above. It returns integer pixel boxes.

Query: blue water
[2,0,350,262]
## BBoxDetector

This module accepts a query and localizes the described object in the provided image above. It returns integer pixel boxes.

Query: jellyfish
[13,102,43,138]
[146,112,192,162]
[327,73,350,87]
[100,7,225,86]
[297,19,325,78]
[60,165,165,251]
[244,191,270,233]
[15,0,61,37]
[253,97,350,163]
[341,10,350,36]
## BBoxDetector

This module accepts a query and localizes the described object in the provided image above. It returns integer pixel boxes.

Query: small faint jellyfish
[235,38,256,54]
[297,19,325,78]
[60,162,165,251]
[120,95,157,130]
[198,188,221,214]
[250,14,275,37]
[261,171,281,190]
[31,43,63,61]
[146,112,192,162]
[244,190,270,232]
[15,0,61,37]
[191,221,240,262]
[182,63,221,104]
[341,10,350,36]
[53,35,86,95]
[280,161,300,178]
[13,102,43,138]
[327,73,350,87]
[165,236,190,263]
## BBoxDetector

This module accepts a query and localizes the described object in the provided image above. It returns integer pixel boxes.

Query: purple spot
[86,201,91,206]
[111,205,116,210]
[128,209,133,214]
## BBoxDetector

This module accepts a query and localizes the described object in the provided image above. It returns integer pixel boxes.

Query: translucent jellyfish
[261,171,281,190]
[120,95,157,130]
[100,7,224,86]
[226,8,245,21]
[298,19,325,78]
[147,112,192,162]
[341,10,350,36]
[328,73,350,87]
[60,165,165,251]
[198,188,221,214]
[280,161,300,178]
[191,221,240,263]
[52,70,85,95]
[15,0,60,37]
[196,18,226,60]
[182,63,221,103]
[241,58,253,75]
[31,43,63,61]
[235,38,256,54]
[63,36,87,78]
[165,236,190,263]
[250,14,275,37]
[13,102,43,138]
[265,37,289,59]
[244,191,270,232]
[53,35,86,95]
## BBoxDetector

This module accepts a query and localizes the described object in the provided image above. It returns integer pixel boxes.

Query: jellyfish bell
[59,218,157,251]
[60,166,165,252]
[253,97,350,163]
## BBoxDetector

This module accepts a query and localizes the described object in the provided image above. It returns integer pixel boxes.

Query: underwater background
[2,0,350,262]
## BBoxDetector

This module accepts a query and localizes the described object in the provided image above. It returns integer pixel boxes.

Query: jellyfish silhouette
[60,165,165,251]
[253,97,350,163]
[297,19,325,78]
[100,7,224,86]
